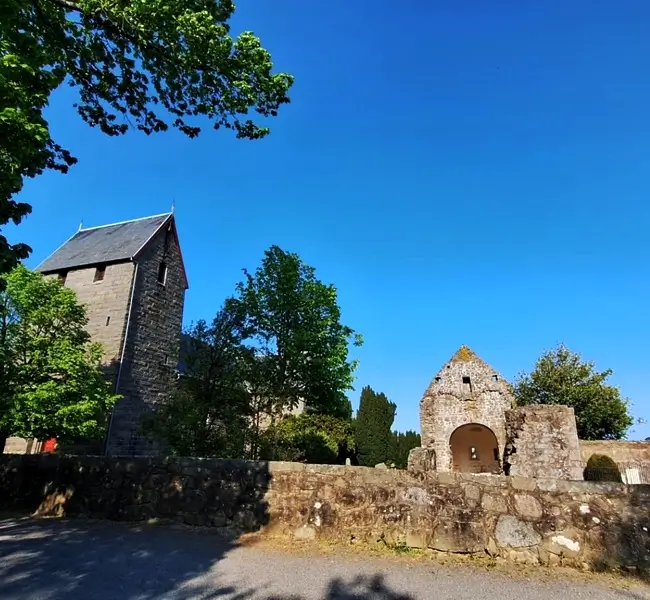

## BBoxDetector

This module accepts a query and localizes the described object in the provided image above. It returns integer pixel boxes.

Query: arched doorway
[449,423,500,473]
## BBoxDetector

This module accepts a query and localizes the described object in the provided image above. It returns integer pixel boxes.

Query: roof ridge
[79,212,172,232]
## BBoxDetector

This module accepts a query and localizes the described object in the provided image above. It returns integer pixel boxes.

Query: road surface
[0,517,647,600]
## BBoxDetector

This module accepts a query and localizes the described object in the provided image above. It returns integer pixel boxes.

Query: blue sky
[9,1,650,437]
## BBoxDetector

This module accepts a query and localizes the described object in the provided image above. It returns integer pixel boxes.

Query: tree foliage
[143,307,252,458]
[583,453,622,483]
[0,265,118,451]
[388,430,421,469]
[1,0,293,272]
[263,413,355,464]
[354,386,396,467]
[513,344,633,440]
[228,245,362,420]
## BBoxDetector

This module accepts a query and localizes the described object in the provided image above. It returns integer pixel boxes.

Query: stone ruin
[408,346,583,480]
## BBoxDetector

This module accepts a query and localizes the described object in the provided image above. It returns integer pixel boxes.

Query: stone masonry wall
[580,441,650,465]
[0,454,649,572]
[420,348,514,471]
[106,222,186,456]
[47,261,136,383]
[504,405,583,480]
[581,441,650,484]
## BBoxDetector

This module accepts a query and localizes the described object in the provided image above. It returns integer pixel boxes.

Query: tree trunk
[0,430,9,455]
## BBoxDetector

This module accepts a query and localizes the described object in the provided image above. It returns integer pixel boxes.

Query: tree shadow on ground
[266,575,415,600]
[0,517,416,600]
[593,485,650,585]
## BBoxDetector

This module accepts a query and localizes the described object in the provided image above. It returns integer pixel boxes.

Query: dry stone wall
[1,454,649,572]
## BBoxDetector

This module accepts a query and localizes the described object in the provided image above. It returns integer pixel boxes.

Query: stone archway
[449,423,500,473]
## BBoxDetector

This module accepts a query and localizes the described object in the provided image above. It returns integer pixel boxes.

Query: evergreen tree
[355,386,396,466]
[388,430,421,469]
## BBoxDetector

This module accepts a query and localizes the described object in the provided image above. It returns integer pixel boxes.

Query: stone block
[542,533,582,558]
[481,493,508,513]
[495,515,541,548]
[431,519,486,553]
[511,476,537,491]
[514,494,543,520]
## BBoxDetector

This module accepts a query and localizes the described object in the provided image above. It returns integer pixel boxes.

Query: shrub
[583,453,622,482]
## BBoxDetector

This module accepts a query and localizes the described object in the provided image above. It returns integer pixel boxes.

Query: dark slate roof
[37,213,172,273]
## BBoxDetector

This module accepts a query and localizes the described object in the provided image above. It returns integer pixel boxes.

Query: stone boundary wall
[581,440,650,464]
[1,454,649,571]
[580,441,650,484]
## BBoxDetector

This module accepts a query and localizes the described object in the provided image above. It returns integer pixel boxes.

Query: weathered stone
[503,406,583,481]
[543,533,582,558]
[481,493,508,513]
[511,476,537,492]
[431,519,486,553]
[495,515,541,548]
[294,525,316,540]
[407,447,436,474]
[464,485,480,504]
[375,463,388,470]
[514,494,543,520]
[486,537,499,557]
[406,531,429,549]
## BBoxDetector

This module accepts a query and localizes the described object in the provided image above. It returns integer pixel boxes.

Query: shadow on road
[0,517,417,600]
[265,574,415,600]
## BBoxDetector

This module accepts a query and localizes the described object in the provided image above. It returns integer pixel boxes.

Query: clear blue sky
[9,1,650,438]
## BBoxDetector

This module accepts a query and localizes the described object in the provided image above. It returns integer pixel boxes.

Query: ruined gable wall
[420,351,514,471]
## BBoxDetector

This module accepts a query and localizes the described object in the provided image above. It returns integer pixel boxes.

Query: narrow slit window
[462,376,472,393]
[105,316,111,327]
[94,265,106,282]
[470,446,479,460]
[58,271,67,285]
[157,261,167,285]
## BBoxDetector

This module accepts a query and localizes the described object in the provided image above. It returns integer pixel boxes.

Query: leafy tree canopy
[263,413,355,465]
[228,245,362,419]
[0,265,118,451]
[1,0,293,273]
[354,385,396,467]
[513,344,633,440]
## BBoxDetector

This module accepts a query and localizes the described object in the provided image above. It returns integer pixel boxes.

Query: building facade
[34,213,188,455]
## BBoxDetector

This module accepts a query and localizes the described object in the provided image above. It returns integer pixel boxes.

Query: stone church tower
[418,346,514,473]
[37,213,188,455]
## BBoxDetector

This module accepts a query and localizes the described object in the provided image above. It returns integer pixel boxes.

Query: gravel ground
[0,517,647,600]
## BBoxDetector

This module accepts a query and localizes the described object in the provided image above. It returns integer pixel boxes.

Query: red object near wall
[42,438,57,453]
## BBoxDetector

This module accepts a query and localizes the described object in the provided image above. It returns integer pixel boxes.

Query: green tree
[0,265,118,452]
[354,386,396,467]
[1,0,293,274]
[388,430,421,469]
[228,245,362,420]
[513,344,633,440]
[263,413,355,464]
[143,306,252,458]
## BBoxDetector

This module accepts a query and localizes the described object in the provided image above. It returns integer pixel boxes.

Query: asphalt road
[0,517,647,600]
